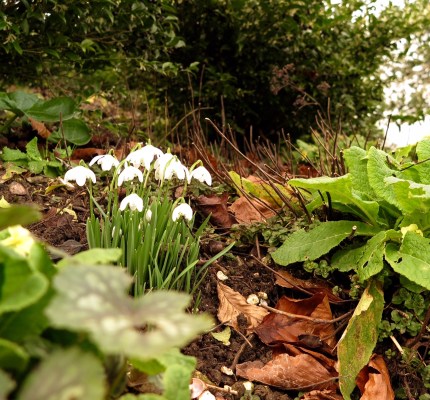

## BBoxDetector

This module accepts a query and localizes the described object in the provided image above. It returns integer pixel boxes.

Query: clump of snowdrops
[63,143,230,296]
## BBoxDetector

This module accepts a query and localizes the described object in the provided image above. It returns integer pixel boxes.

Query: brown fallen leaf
[255,293,336,349]
[196,193,237,229]
[236,352,337,391]
[71,148,105,162]
[228,196,276,224]
[356,354,394,400]
[216,282,269,333]
[29,118,51,139]
[275,270,345,303]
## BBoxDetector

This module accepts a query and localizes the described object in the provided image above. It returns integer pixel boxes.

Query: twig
[230,333,255,372]
[260,303,353,324]
[390,335,404,355]
[206,383,238,396]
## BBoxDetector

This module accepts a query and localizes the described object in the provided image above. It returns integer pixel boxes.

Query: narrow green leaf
[46,265,212,359]
[25,97,76,122]
[0,338,29,373]
[338,280,384,400]
[18,348,105,400]
[271,221,380,266]
[385,232,430,290]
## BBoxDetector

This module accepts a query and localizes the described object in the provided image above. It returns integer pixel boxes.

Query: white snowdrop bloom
[126,145,164,170]
[64,166,96,186]
[145,209,152,222]
[117,166,144,186]
[119,193,144,212]
[190,166,212,186]
[89,154,120,171]
[154,153,189,181]
[172,203,193,221]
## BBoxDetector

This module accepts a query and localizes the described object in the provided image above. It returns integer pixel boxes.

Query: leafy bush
[271,139,430,399]
[165,0,428,138]
[0,206,211,399]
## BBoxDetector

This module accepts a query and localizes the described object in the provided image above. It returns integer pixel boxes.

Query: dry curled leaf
[356,354,394,400]
[301,389,343,400]
[236,352,337,391]
[216,282,269,333]
[30,118,51,139]
[196,193,237,228]
[255,293,336,349]
[229,196,275,224]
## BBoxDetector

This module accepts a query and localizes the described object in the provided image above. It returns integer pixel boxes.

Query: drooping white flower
[64,166,96,186]
[154,153,189,181]
[172,203,193,221]
[189,166,212,186]
[145,209,152,222]
[119,193,144,212]
[89,154,120,171]
[117,166,144,186]
[126,144,164,170]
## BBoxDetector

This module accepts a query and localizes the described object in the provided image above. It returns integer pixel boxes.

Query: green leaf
[0,250,49,315]
[2,91,40,114]
[17,348,105,400]
[271,221,381,266]
[343,146,374,198]
[50,118,91,146]
[415,139,430,184]
[289,175,380,226]
[0,205,41,230]
[25,97,76,122]
[385,232,430,290]
[163,364,193,400]
[337,280,384,400]
[25,137,42,161]
[211,326,231,345]
[119,394,165,400]
[0,369,15,400]
[0,338,29,372]
[1,147,27,162]
[57,248,122,268]
[385,176,430,214]
[46,265,212,359]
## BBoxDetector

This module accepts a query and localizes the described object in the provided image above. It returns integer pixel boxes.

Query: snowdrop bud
[190,166,212,186]
[119,193,144,212]
[89,154,119,171]
[145,209,152,222]
[117,166,144,186]
[172,203,193,221]
[64,166,96,186]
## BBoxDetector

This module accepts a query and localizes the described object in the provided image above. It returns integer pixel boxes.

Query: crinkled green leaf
[343,146,374,198]
[17,348,105,400]
[0,250,49,314]
[25,137,42,161]
[272,221,381,266]
[0,338,29,373]
[120,395,165,400]
[338,280,384,400]
[46,265,212,359]
[415,139,430,184]
[367,146,402,208]
[385,232,430,290]
[332,243,367,272]
[0,205,41,230]
[25,97,76,122]
[289,175,380,225]
[163,364,193,400]
[1,147,27,162]
[0,369,15,400]
[385,176,430,214]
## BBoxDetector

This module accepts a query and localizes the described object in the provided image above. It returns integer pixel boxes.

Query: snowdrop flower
[119,193,143,212]
[189,166,212,186]
[126,144,164,170]
[172,203,193,221]
[145,209,152,222]
[89,154,120,171]
[117,166,144,186]
[64,166,96,186]
[155,153,189,181]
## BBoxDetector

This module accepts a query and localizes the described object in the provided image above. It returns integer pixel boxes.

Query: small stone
[246,294,259,305]
[220,366,234,376]
[9,181,27,196]
[216,271,229,281]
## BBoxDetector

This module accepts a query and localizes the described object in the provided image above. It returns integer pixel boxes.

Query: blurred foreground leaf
[0,205,41,230]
